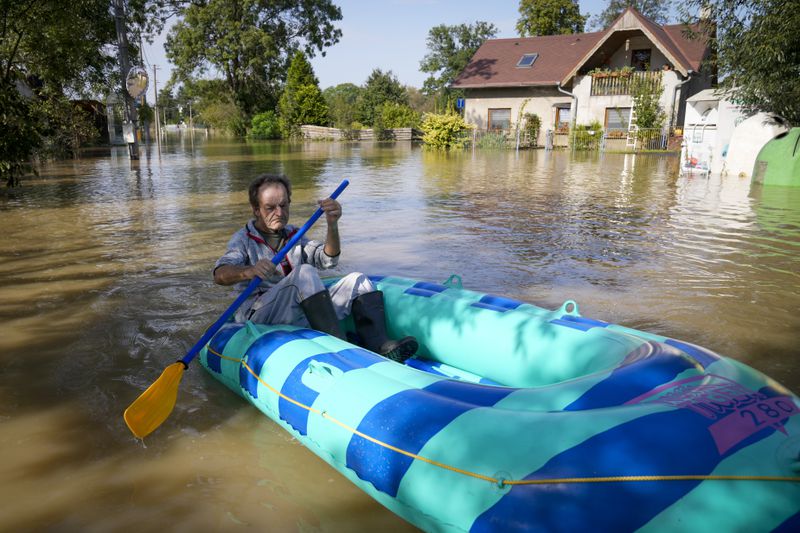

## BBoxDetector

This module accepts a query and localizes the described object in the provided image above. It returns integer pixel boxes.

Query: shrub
[631,76,666,130]
[248,110,282,139]
[572,120,603,150]
[420,112,472,149]
[476,131,508,149]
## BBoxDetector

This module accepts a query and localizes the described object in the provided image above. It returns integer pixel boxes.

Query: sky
[141,0,616,103]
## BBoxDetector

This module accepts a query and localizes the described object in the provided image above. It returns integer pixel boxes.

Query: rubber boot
[299,290,345,339]
[351,291,418,363]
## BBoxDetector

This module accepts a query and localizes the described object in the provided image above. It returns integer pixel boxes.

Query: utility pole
[153,64,161,151]
[113,0,139,160]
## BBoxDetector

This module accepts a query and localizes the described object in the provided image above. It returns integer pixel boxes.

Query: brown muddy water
[1,137,798,531]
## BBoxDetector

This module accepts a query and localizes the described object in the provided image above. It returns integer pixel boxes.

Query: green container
[752,127,800,186]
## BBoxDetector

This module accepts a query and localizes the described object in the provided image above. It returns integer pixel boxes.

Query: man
[213,174,417,362]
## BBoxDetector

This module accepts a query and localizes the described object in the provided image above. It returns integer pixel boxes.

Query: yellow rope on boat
[207,347,800,487]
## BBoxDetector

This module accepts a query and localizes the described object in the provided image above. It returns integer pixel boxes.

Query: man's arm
[214,258,276,285]
[318,197,342,257]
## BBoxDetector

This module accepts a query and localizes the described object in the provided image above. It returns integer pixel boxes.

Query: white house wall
[463,87,572,144]
[572,69,682,128]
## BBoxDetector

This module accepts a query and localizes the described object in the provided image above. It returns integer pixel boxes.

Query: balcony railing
[590,70,662,96]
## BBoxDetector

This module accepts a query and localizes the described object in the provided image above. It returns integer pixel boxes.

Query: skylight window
[517,53,538,68]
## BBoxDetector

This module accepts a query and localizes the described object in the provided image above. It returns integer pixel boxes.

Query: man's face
[253,183,290,232]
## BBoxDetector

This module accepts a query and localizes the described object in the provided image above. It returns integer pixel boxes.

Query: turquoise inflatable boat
[200,275,800,532]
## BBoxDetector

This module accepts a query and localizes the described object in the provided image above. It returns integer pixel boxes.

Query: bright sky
[141,0,619,102]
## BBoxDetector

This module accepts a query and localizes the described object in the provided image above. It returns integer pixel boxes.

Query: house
[451,7,712,147]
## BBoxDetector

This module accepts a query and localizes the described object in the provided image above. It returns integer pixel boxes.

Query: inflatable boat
[199,275,800,532]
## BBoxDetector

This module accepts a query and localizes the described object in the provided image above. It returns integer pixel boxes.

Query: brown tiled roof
[453,7,709,89]
[662,23,709,71]
[451,33,604,88]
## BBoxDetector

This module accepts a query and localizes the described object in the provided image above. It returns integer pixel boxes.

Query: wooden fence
[300,125,416,141]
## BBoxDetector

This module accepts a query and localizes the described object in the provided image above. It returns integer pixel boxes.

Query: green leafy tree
[517,0,586,36]
[170,78,247,134]
[378,102,421,129]
[681,0,800,125]
[248,110,282,139]
[278,51,329,137]
[419,21,498,106]
[0,0,172,185]
[630,76,665,129]
[591,0,669,30]
[323,83,362,128]
[359,69,408,127]
[406,86,435,115]
[165,0,342,118]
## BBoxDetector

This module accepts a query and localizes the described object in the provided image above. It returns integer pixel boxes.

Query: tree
[590,0,669,30]
[419,22,498,104]
[681,0,800,125]
[1,0,116,186]
[323,83,362,128]
[0,0,173,186]
[376,102,421,129]
[278,51,329,137]
[517,0,586,36]
[359,69,408,127]
[165,0,342,118]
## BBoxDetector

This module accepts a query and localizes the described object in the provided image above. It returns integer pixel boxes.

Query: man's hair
[248,174,292,209]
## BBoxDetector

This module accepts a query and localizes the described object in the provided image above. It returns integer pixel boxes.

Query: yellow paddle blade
[124,362,186,439]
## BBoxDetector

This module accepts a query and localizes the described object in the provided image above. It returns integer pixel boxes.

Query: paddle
[124,179,350,439]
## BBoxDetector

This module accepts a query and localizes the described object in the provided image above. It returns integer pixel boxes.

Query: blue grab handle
[180,179,350,365]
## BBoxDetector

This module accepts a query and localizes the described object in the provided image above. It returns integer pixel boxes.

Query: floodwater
[1,136,798,531]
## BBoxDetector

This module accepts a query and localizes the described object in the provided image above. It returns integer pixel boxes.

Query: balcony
[590,70,662,96]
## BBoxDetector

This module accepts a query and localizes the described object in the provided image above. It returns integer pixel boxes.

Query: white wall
[572,70,681,128]
[463,87,572,145]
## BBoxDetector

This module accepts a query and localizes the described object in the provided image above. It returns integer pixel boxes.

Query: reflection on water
[1,137,798,530]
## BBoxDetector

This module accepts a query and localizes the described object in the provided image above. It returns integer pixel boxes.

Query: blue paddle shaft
[180,179,350,365]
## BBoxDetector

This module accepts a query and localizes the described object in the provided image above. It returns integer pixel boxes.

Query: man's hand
[318,197,342,225]
[214,260,277,286]
[249,257,277,280]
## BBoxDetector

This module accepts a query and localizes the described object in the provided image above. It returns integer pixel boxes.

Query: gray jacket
[214,219,339,295]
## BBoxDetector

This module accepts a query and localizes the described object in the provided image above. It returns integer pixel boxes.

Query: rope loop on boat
[208,347,800,487]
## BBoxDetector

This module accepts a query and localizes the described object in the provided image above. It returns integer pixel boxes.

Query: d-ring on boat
[200,275,800,532]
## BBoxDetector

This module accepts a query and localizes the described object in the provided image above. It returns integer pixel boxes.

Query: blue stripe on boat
[665,339,719,368]
[774,510,800,532]
[368,275,386,283]
[404,281,448,298]
[477,295,523,311]
[207,324,244,373]
[279,347,384,435]
[240,329,324,399]
[346,380,516,497]
[563,349,699,411]
[471,406,778,532]
[404,287,442,298]
[470,302,514,312]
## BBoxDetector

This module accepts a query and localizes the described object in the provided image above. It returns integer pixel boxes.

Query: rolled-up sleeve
[303,239,339,270]
[214,232,249,273]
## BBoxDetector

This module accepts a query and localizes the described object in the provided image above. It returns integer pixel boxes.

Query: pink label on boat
[630,375,800,454]
[708,396,799,454]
